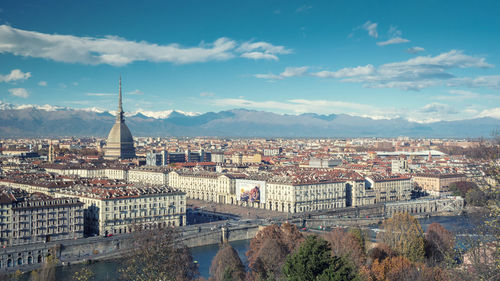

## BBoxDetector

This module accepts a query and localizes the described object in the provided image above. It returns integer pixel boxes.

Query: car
[106,234,114,237]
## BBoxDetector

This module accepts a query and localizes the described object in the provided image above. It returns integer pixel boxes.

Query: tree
[449,181,478,198]
[246,223,304,280]
[370,256,448,281]
[324,228,366,267]
[29,255,58,281]
[119,227,199,281]
[378,212,425,262]
[282,235,357,281]
[425,223,456,266]
[348,228,369,254]
[209,244,245,281]
[72,267,94,281]
[453,201,500,281]
[366,243,396,267]
[465,189,488,206]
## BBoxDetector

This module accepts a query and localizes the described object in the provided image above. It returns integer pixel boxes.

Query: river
[47,214,474,280]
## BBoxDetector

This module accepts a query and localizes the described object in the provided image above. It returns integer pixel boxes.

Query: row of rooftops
[57,184,182,200]
[367,175,412,182]
[0,186,82,208]
[2,166,452,188]
[413,173,466,179]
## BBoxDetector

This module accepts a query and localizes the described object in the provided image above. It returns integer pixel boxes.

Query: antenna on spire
[117,75,124,122]
[119,75,123,111]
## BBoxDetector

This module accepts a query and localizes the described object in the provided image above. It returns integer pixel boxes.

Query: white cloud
[343,50,493,90]
[38,81,47,86]
[240,52,278,60]
[406,46,425,54]
[362,21,378,38]
[281,66,308,78]
[256,50,494,91]
[312,65,375,78]
[0,25,290,66]
[377,37,410,46]
[478,108,500,119]
[8,88,29,98]
[254,66,308,80]
[237,41,292,61]
[449,75,500,89]
[0,69,31,82]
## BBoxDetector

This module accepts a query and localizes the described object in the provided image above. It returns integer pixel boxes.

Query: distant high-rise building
[104,77,136,160]
[146,151,164,166]
[146,149,211,166]
[391,158,409,174]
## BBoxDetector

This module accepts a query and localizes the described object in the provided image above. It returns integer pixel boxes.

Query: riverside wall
[0,224,259,274]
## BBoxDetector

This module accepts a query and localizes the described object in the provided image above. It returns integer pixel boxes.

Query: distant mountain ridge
[0,103,498,138]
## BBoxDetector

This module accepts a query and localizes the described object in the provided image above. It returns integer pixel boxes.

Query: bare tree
[209,243,245,281]
[324,228,366,267]
[119,226,199,281]
[425,223,456,266]
[246,223,304,280]
[378,212,426,262]
[30,255,58,281]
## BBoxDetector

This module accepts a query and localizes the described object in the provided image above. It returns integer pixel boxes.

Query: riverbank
[65,214,480,280]
[3,214,476,280]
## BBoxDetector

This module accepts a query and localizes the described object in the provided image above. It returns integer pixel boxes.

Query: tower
[104,77,136,160]
[48,141,54,163]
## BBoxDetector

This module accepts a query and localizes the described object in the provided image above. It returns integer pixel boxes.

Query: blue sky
[0,0,499,122]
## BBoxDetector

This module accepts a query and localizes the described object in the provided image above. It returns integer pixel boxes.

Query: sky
[0,0,499,122]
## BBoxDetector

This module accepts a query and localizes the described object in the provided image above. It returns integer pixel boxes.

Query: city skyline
[1,0,500,123]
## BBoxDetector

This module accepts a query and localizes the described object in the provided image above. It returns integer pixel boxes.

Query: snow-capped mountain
[0,101,498,137]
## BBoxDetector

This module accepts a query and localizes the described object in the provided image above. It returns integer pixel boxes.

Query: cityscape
[0,1,499,281]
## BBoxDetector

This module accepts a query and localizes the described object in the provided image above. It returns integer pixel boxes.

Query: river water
[49,215,474,280]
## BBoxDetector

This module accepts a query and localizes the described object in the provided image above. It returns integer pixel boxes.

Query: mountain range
[0,102,498,138]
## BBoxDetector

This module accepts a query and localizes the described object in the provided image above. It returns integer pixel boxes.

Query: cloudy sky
[0,0,499,122]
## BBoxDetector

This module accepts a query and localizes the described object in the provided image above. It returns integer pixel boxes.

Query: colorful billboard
[236,180,266,203]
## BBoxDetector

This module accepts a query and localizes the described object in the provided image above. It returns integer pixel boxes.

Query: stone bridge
[384,196,464,217]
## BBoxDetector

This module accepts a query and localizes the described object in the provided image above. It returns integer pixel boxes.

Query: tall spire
[117,76,124,122]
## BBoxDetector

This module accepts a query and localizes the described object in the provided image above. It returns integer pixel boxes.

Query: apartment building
[168,170,240,205]
[365,175,412,203]
[348,180,376,207]
[412,173,466,196]
[0,186,84,246]
[44,164,128,181]
[266,179,346,213]
[128,166,169,185]
[54,185,185,236]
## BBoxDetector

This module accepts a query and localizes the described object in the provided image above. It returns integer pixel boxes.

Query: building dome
[107,122,134,145]
[104,77,136,160]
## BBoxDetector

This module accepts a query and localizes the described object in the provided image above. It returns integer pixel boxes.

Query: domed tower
[104,77,136,160]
